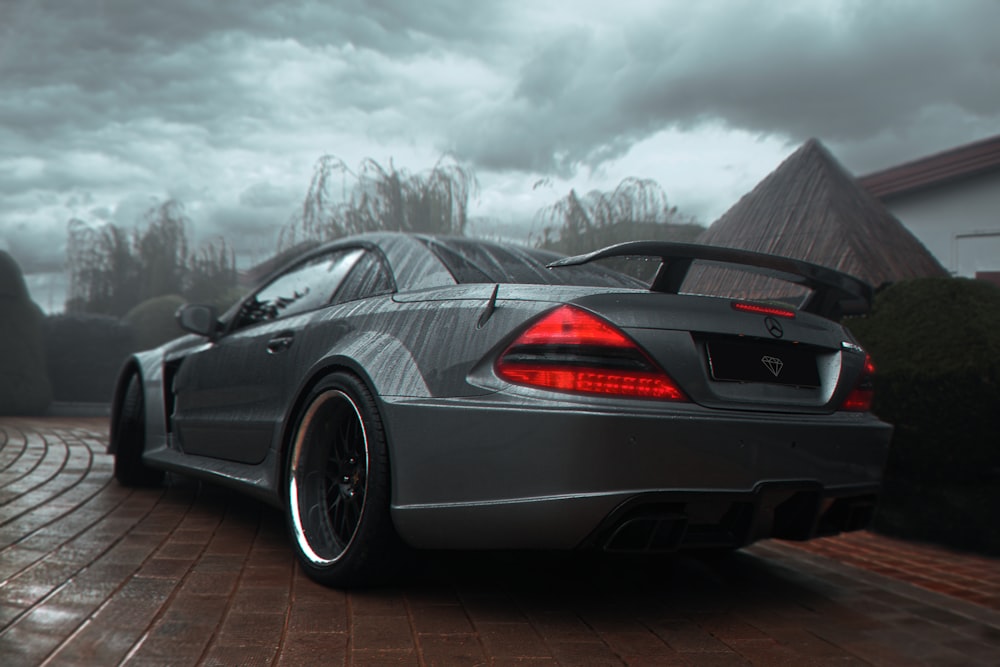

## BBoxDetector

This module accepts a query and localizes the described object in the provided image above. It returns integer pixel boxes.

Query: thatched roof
[685,138,946,300]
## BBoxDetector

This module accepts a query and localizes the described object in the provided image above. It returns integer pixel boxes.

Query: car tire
[113,375,165,487]
[285,371,400,588]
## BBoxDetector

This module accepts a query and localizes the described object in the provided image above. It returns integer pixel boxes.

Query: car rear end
[384,238,891,554]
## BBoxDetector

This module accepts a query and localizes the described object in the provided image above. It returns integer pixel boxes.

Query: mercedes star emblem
[764,316,784,338]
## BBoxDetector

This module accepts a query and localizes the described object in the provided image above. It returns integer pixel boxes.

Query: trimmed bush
[124,294,186,350]
[0,251,52,414]
[44,314,136,403]
[848,277,1000,554]
[849,277,1000,375]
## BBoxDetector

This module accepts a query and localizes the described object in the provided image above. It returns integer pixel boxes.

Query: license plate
[707,339,821,387]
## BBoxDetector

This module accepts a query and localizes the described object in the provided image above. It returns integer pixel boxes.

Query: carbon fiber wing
[547,241,872,320]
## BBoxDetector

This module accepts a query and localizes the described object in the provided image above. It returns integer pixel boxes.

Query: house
[687,138,946,301]
[858,133,1000,282]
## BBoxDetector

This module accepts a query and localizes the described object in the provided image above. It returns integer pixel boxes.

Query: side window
[333,250,395,304]
[234,248,364,328]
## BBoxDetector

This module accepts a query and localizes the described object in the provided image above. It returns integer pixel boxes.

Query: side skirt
[143,447,283,509]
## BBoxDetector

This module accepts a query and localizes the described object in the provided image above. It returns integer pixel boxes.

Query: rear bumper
[584,484,878,553]
[382,395,891,550]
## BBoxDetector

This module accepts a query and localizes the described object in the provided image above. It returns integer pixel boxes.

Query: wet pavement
[2,417,999,666]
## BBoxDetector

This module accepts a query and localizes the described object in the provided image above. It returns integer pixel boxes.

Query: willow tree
[185,237,240,309]
[66,218,141,316]
[534,177,703,255]
[66,200,237,316]
[280,154,478,249]
[134,201,189,303]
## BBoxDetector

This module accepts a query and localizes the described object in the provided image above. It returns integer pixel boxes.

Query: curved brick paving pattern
[1,418,999,666]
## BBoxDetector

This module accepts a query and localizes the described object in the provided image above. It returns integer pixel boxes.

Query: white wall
[879,170,1000,277]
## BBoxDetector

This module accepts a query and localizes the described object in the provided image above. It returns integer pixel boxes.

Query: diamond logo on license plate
[761,355,784,377]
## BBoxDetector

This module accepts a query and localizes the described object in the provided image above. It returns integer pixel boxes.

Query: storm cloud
[455,1,1000,172]
[1,0,998,282]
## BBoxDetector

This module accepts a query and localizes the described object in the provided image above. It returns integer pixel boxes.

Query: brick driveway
[2,417,999,666]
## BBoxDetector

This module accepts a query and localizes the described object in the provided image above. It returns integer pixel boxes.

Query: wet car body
[109,232,892,586]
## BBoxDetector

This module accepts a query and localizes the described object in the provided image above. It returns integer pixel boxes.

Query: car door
[171,247,366,464]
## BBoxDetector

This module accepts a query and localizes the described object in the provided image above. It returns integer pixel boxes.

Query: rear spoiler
[547,241,872,320]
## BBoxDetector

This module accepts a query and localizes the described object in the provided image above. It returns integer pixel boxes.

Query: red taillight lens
[512,305,632,347]
[732,301,796,318]
[498,366,680,399]
[841,354,876,412]
[495,305,686,401]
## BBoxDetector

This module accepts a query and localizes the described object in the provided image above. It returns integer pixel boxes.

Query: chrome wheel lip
[288,389,370,567]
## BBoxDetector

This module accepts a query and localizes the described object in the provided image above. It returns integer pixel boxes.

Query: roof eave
[859,134,1000,199]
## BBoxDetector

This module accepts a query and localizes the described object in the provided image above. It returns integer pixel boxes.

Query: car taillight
[495,305,686,401]
[841,354,876,412]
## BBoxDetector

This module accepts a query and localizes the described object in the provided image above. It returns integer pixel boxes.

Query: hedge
[848,277,1000,554]
[124,294,186,350]
[0,251,52,415]
[44,314,136,404]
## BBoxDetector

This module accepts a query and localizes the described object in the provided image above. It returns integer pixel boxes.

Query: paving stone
[524,610,598,643]
[476,621,552,659]
[216,610,286,646]
[415,633,487,666]
[648,618,740,653]
[350,589,411,617]
[275,631,349,666]
[598,628,674,658]
[202,643,280,667]
[351,613,418,651]
[350,648,420,666]
[546,640,627,666]
[410,603,475,635]
[287,597,349,634]
[230,584,291,612]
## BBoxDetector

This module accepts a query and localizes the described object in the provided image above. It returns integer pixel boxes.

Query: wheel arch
[108,357,143,455]
[275,328,431,506]
[276,358,390,504]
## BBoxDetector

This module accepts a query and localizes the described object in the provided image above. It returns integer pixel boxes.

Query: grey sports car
[109,232,892,587]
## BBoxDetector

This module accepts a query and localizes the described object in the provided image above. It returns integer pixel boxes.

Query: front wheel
[112,375,164,487]
[285,372,400,587]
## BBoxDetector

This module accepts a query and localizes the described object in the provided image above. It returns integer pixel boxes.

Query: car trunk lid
[568,292,861,414]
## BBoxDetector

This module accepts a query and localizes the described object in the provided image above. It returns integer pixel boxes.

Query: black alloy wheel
[285,372,398,587]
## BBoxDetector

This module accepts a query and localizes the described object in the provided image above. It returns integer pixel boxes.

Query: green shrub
[0,251,52,414]
[124,294,187,350]
[847,277,1000,554]
[44,314,136,403]
[849,277,1000,375]
[874,367,1000,480]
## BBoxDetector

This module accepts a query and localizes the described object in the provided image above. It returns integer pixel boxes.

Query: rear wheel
[112,375,164,487]
[285,372,399,587]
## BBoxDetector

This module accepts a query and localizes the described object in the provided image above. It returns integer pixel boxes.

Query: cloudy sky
[2,0,999,308]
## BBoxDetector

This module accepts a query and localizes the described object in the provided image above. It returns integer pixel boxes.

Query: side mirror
[176,304,220,338]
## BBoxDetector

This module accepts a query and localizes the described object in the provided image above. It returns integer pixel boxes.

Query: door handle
[266,333,295,354]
